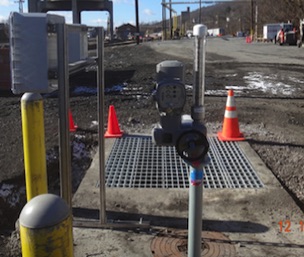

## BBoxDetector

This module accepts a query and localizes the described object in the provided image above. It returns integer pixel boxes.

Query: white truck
[263,23,293,43]
[207,28,224,37]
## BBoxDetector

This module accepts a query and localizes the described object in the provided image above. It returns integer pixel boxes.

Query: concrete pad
[72,136,304,257]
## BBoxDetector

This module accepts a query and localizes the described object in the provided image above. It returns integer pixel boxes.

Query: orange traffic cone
[104,105,123,138]
[69,109,77,132]
[217,89,245,141]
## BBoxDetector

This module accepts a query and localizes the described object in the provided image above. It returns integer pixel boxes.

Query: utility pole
[162,0,167,40]
[135,0,140,44]
[15,0,24,13]
[255,3,258,40]
[251,0,254,39]
[199,0,202,23]
[170,0,173,39]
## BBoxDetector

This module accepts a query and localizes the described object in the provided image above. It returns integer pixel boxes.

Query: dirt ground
[0,37,304,255]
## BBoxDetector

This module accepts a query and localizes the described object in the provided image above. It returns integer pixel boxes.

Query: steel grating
[103,136,264,189]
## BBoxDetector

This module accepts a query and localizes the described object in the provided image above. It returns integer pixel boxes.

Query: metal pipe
[57,23,72,208]
[97,27,107,224]
[192,24,207,123]
[188,24,208,257]
[188,167,203,257]
[21,93,48,201]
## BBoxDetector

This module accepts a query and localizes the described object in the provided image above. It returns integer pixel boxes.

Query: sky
[0,0,204,28]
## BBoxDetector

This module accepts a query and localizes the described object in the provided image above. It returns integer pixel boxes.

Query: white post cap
[193,24,208,38]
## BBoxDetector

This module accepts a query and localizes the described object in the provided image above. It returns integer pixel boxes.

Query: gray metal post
[107,3,114,41]
[28,0,37,12]
[188,167,203,257]
[72,0,79,24]
[97,27,107,224]
[57,23,72,208]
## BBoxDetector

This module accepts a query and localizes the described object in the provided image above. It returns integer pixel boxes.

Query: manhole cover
[150,230,236,257]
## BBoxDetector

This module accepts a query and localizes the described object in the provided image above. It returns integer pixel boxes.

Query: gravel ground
[0,36,304,255]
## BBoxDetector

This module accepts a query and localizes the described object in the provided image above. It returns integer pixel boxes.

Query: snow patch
[243,72,296,95]
[225,73,238,77]
[0,183,25,207]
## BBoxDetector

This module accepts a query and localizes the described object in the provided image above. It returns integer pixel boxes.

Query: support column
[72,0,79,24]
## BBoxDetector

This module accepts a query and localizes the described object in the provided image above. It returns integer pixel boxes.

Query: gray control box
[9,12,65,94]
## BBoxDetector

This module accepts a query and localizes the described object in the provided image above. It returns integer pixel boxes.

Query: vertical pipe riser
[188,24,208,257]
[192,25,207,123]
[188,169,203,257]
[21,94,48,201]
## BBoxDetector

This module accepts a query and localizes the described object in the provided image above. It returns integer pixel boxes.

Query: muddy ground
[0,37,304,256]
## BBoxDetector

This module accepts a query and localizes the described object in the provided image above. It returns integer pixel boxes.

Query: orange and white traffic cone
[69,109,77,132]
[217,89,245,141]
[104,105,123,138]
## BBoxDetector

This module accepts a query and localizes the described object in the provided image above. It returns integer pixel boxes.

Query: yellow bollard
[19,194,74,257]
[21,93,48,200]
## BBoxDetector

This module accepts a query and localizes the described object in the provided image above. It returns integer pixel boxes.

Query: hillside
[141,0,304,37]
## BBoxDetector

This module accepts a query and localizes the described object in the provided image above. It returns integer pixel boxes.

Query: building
[115,23,136,41]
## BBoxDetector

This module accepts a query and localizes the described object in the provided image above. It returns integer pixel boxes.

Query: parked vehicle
[207,28,225,37]
[186,30,193,38]
[275,28,297,46]
[263,23,293,43]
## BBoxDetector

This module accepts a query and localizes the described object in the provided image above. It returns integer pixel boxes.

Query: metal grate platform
[103,136,264,189]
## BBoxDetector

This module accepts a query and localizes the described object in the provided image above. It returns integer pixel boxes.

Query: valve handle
[176,130,209,163]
